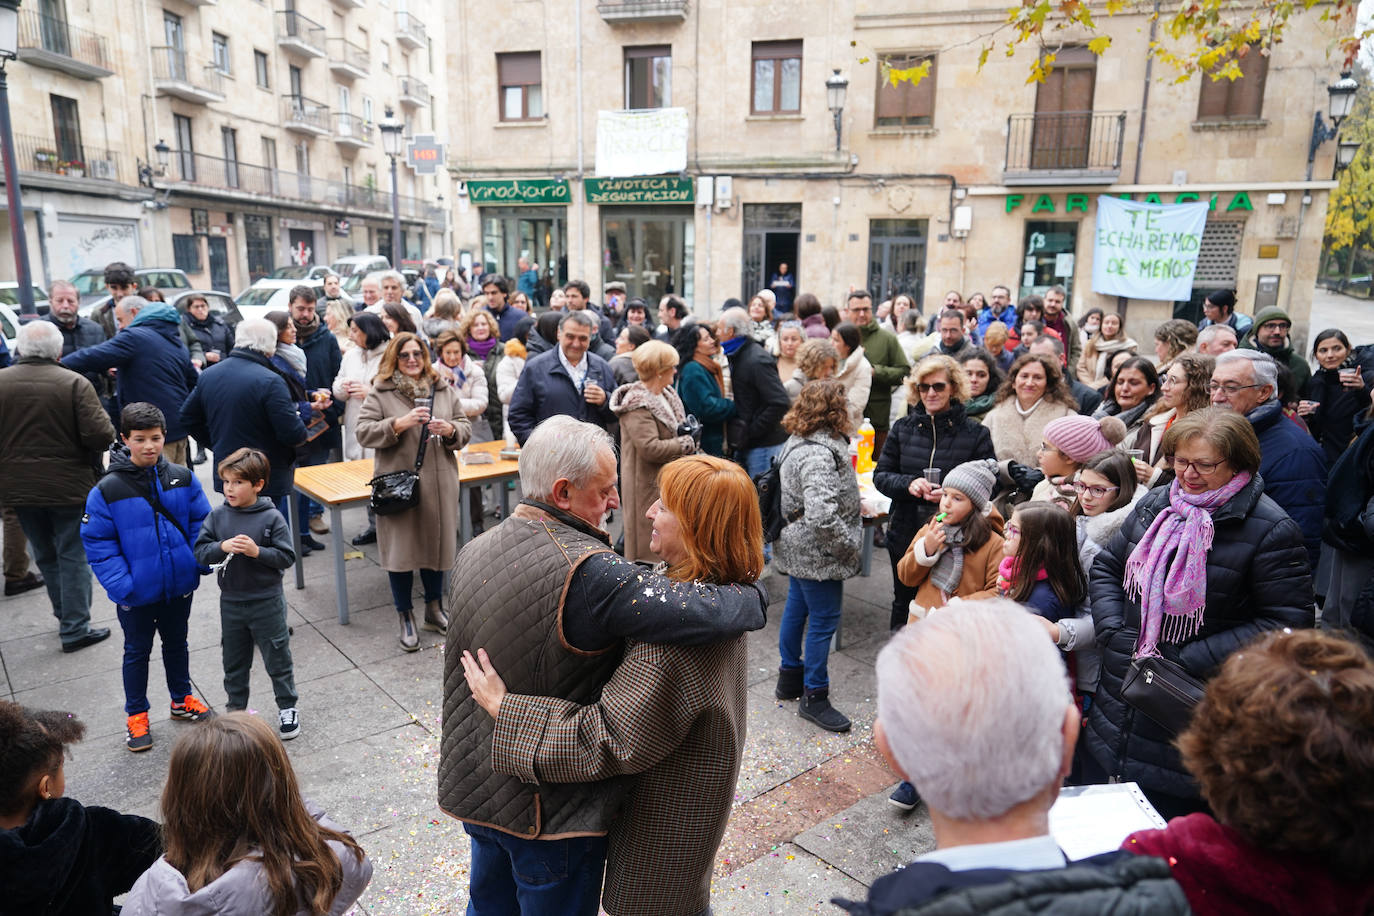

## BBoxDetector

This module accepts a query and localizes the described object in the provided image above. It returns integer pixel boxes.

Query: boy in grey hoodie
[193,448,300,739]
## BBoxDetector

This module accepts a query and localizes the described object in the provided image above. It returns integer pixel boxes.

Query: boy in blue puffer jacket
[82,402,215,753]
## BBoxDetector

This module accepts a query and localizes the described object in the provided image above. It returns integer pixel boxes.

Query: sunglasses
[399,351,425,361]
[916,382,948,394]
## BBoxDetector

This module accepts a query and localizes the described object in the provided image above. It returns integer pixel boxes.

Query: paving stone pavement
[0,462,934,915]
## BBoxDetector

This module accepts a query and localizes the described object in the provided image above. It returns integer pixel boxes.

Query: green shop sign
[466,178,570,205]
[584,176,695,205]
[1005,191,1254,214]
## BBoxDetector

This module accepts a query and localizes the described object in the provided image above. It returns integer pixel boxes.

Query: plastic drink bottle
[856,418,876,473]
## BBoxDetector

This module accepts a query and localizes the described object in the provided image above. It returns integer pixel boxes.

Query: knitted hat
[1043,415,1128,463]
[942,458,998,510]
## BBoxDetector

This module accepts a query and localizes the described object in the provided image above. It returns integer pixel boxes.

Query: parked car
[79,288,239,326]
[71,267,192,307]
[270,265,333,281]
[330,255,390,293]
[0,282,50,316]
[0,303,19,356]
[234,278,326,322]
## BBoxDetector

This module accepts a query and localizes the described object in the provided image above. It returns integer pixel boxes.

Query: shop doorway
[208,237,230,291]
[742,203,801,302]
[481,208,566,309]
[287,228,314,267]
[601,209,693,306]
[1019,221,1078,300]
[868,219,928,306]
[244,214,273,282]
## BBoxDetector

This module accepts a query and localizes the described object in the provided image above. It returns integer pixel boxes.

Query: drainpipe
[574,3,585,280]
[1121,1,1161,324]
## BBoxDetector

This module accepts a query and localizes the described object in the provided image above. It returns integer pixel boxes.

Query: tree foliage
[864,0,1365,87]
[1325,63,1374,252]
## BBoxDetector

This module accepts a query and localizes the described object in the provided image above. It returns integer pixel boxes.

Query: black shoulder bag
[1120,655,1206,735]
[369,432,429,516]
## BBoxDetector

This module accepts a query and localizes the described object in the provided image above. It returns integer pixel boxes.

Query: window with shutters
[752,40,802,115]
[1196,46,1268,122]
[875,53,935,128]
[498,51,542,121]
[173,234,202,273]
[254,50,270,88]
[625,45,671,110]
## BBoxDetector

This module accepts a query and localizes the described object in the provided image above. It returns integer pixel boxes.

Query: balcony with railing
[281,95,331,136]
[16,9,114,79]
[327,37,368,79]
[329,0,365,9]
[333,113,373,149]
[596,0,689,24]
[16,133,122,183]
[152,47,226,104]
[163,149,440,222]
[1003,111,1127,185]
[394,10,426,49]
[275,10,326,59]
[398,75,429,108]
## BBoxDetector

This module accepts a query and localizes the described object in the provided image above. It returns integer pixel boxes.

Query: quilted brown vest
[438,504,627,839]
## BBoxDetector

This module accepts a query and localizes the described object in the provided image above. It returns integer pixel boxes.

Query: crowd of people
[3,261,1374,915]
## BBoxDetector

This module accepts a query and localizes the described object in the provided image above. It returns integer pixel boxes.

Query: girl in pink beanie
[1032,414,1128,507]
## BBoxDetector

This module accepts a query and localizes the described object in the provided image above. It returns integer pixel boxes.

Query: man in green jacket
[846,289,910,456]
[1244,306,1311,393]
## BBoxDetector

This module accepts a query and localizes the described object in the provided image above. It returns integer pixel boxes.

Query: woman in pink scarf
[1080,408,1314,820]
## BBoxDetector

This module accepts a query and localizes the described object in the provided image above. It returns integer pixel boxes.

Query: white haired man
[1209,349,1327,569]
[365,270,425,332]
[1195,323,1238,356]
[0,322,116,650]
[835,600,1189,914]
[439,415,768,916]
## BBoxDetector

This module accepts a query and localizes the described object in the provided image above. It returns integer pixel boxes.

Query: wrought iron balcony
[1003,111,1126,185]
[16,133,122,182]
[17,10,113,79]
[152,47,226,104]
[333,113,374,149]
[395,10,426,49]
[281,95,332,136]
[327,37,369,79]
[275,10,326,59]
[398,75,429,108]
[597,0,689,24]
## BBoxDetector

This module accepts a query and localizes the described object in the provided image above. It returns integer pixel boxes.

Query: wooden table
[291,439,522,624]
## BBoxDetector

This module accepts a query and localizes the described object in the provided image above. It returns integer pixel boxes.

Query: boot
[422,598,449,634]
[398,610,420,652]
[775,666,803,701]
[799,688,851,733]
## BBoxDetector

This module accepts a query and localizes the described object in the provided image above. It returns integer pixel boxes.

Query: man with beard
[287,287,342,547]
[1244,307,1311,391]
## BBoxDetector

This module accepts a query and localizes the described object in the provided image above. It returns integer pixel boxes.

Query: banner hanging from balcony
[1091,196,1208,301]
[595,108,688,178]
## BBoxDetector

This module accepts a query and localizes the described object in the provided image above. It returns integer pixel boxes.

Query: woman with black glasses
[874,354,995,631]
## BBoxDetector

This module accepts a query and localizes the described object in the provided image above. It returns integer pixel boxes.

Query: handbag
[1120,655,1206,735]
[369,430,430,516]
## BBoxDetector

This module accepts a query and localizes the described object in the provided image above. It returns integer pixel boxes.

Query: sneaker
[278,707,301,740]
[170,695,215,722]
[309,515,330,535]
[888,781,920,812]
[126,712,153,752]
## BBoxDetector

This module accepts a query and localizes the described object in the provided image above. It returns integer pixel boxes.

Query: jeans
[388,569,444,613]
[778,576,844,691]
[221,592,296,710]
[463,823,607,916]
[14,506,93,643]
[117,594,193,716]
[739,443,783,479]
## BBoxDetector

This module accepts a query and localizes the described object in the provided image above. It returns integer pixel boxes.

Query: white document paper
[1048,782,1167,861]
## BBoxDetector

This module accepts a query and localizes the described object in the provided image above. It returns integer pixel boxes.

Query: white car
[0,303,19,357]
[331,255,391,293]
[234,279,326,323]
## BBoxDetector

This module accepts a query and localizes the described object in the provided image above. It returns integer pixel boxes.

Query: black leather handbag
[1121,655,1206,735]
[369,432,429,516]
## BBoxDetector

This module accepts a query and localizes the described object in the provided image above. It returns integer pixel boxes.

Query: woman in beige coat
[609,340,697,562]
[355,333,471,651]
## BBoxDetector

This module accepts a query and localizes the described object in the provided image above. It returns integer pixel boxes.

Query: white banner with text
[1091,196,1209,301]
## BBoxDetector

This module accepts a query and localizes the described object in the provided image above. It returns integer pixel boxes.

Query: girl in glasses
[1032,414,1128,509]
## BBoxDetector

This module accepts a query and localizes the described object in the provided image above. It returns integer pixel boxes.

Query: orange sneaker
[126,713,152,752]
[170,695,215,722]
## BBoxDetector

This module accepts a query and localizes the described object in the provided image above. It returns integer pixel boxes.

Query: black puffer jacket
[1085,474,1314,801]
[183,312,235,360]
[874,402,995,546]
[1303,356,1374,467]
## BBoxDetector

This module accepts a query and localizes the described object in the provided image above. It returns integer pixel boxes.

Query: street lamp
[0,0,37,317]
[378,107,404,269]
[826,68,848,153]
[1309,70,1360,168]
[139,139,172,187]
[1337,136,1360,170]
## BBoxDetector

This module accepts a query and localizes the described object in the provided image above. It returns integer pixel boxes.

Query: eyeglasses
[399,351,424,361]
[1005,523,1021,538]
[1170,456,1226,475]
[1035,442,1060,455]
[1207,382,1261,395]
[916,382,948,394]
[1160,374,1184,387]
[1072,481,1120,499]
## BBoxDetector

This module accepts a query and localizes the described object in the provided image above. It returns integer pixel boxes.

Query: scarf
[1125,471,1252,658]
[693,353,725,393]
[929,522,968,596]
[720,335,746,356]
[292,311,321,339]
[468,335,498,361]
[997,555,1048,598]
[390,370,433,402]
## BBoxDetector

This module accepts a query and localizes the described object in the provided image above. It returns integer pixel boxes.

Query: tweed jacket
[440,502,769,840]
[773,432,862,582]
[492,631,748,916]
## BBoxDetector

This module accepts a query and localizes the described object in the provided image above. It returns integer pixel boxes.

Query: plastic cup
[924,468,941,486]
[1125,449,1144,463]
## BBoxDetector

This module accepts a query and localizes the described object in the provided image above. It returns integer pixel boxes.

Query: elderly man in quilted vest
[439,415,768,916]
